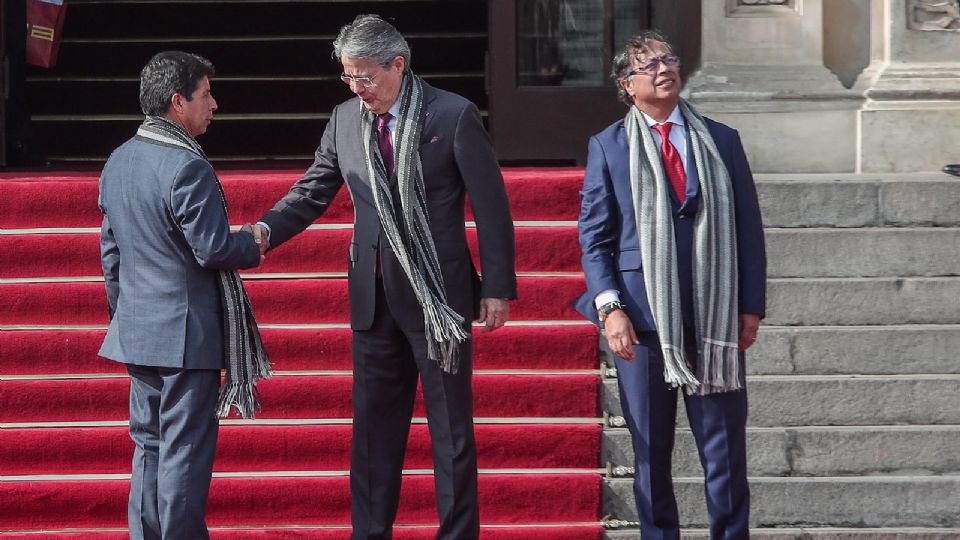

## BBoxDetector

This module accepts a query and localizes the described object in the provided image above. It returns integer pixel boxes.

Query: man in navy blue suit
[574,31,766,540]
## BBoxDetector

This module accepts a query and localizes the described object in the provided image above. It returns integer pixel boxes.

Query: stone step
[603,425,960,477]
[755,174,960,228]
[604,476,960,528]
[766,277,960,326]
[601,375,960,427]
[604,527,960,539]
[749,325,960,376]
[765,228,960,278]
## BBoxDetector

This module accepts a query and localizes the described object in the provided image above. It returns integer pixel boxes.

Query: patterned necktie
[653,122,687,203]
[377,112,394,178]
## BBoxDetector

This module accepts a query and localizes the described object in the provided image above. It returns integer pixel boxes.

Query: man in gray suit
[252,15,516,540]
[98,51,267,539]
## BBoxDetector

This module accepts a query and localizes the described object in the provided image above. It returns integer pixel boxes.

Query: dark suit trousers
[613,329,750,540]
[127,365,220,540]
[350,279,479,540]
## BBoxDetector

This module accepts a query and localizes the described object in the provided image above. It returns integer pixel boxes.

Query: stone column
[859,0,960,172]
[685,0,864,173]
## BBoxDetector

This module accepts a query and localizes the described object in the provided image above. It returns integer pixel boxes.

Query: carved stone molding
[909,0,960,30]
[727,0,799,17]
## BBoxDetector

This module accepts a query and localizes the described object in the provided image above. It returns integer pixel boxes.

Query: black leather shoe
[943,164,960,177]
[5,139,51,168]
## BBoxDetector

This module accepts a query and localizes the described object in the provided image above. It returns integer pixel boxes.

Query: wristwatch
[597,300,626,323]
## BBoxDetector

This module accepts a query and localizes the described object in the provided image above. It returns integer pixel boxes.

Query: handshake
[239,223,270,263]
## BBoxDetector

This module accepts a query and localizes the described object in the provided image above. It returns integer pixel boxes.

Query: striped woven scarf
[624,100,741,395]
[137,115,272,417]
[359,72,469,374]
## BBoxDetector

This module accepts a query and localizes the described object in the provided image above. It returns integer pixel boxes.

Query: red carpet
[0,168,583,228]
[1,424,601,475]
[0,374,599,422]
[0,226,581,277]
[0,527,602,539]
[0,325,599,375]
[0,167,600,536]
[0,474,601,528]
[0,276,584,326]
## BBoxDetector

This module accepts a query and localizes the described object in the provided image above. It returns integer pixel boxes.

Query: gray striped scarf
[137,115,272,417]
[624,100,741,395]
[360,72,469,374]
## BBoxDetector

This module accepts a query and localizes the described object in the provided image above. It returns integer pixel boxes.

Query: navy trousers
[613,329,750,540]
[127,365,220,540]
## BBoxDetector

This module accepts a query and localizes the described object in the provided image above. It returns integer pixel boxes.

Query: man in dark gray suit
[98,51,267,539]
[252,14,516,540]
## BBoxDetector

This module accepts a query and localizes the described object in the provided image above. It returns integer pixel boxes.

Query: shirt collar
[639,104,685,129]
[387,98,401,120]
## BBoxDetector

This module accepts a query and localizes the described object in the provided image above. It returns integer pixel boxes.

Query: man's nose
[210,97,218,111]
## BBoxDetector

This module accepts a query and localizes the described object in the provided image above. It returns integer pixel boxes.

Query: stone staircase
[601,173,960,539]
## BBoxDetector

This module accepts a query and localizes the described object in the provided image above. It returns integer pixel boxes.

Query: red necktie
[377,113,394,178]
[653,122,687,203]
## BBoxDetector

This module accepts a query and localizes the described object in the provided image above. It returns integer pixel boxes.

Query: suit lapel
[419,81,439,144]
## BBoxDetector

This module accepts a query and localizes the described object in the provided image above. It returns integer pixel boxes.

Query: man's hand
[240,224,267,264]
[604,310,639,361]
[240,223,270,256]
[476,298,510,332]
[738,313,761,351]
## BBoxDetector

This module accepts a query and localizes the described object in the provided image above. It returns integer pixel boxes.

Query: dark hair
[611,30,673,107]
[332,14,411,68]
[139,51,215,116]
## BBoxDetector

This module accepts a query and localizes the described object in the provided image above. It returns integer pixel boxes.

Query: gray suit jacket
[98,136,261,369]
[261,81,516,331]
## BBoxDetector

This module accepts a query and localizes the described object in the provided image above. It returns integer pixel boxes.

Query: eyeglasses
[340,73,377,89]
[625,54,680,78]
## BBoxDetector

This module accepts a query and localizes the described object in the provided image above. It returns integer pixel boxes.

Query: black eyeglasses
[624,54,680,78]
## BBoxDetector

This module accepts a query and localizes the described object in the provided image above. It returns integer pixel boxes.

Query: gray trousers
[126,365,220,540]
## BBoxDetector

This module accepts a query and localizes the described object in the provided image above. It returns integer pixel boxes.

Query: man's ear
[170,93,184,114]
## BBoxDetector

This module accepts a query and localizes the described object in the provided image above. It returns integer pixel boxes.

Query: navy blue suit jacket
[574,116,766,331]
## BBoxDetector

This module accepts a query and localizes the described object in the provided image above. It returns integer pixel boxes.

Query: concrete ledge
[602,375,960,426]
[765,228,960,278]
[755,176,960,228]
[749,325,960,376]
[766,278,960,326]
[604,476,960,527]
[603,425,960,477]
[605,528,960,539]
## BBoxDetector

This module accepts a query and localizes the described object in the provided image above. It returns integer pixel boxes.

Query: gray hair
[332,14,411,68]
[611,30,673,107]
[139,51,215,116]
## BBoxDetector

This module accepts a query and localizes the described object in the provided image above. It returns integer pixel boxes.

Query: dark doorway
[488,0,700,164]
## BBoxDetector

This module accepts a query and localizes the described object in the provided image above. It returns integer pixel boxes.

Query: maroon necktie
[377,112,394,178]
[653,122,687,203]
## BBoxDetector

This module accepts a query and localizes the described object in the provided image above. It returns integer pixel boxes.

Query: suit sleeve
[170,159,261,270]
[99,194,120,320]
[578,135,619,300]
[260,104,345,249]
[728,130,767,317]
[454,102,517,299]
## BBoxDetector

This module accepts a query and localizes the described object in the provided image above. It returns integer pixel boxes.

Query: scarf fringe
[424,300,470,374]
[662,346,701,394]
[216,381,261,419]
[696,341,742,395]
